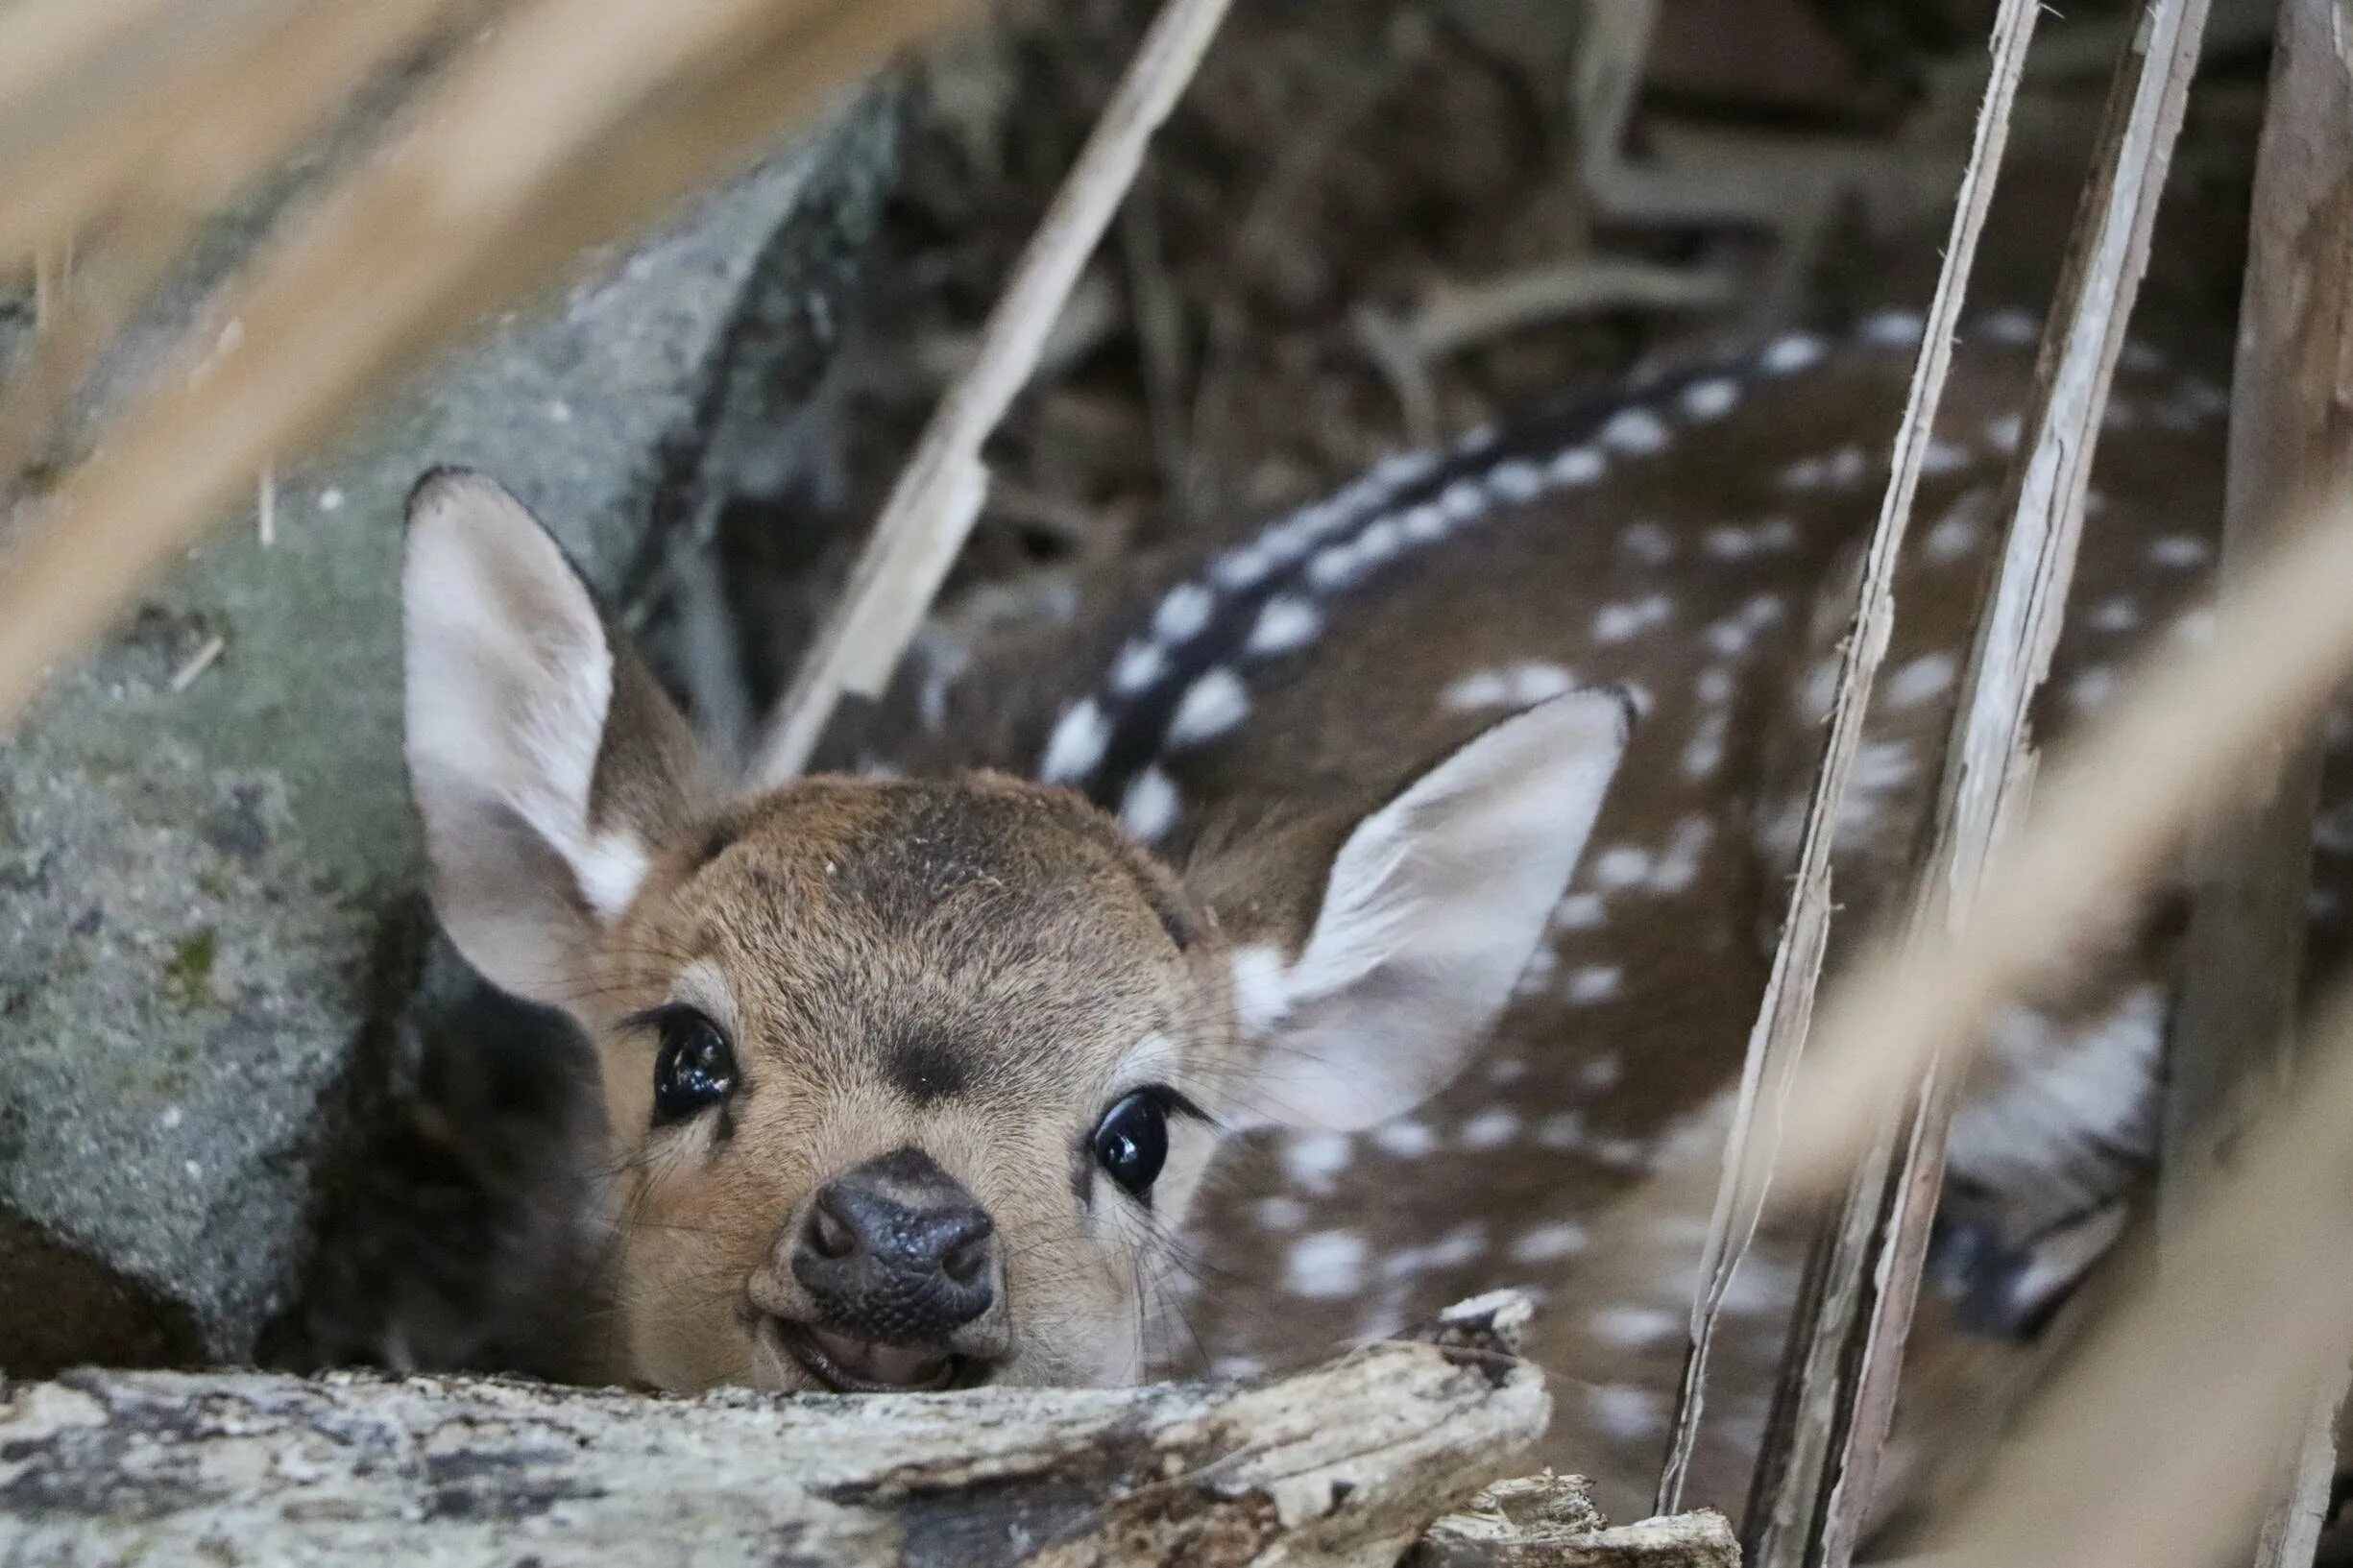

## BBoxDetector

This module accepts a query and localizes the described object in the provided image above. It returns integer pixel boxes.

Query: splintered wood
[0,1293,1695,1568]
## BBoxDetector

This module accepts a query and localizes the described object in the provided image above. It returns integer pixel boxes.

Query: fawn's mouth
[767,1318,988,1393]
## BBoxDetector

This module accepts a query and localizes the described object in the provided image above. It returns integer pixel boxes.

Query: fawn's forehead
[620,777,1202,1086]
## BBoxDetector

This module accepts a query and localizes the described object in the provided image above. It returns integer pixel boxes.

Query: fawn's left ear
[1198,689,1634,1131]
[402,469,709,1009]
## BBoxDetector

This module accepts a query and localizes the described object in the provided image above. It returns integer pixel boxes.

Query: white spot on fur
[1382,1222,1490,1282]
[1372,1119,1437,1158]
[1110,640,1166,694]
[1593,595,1672,643]
[1696,666,1736,705]
[1948,986,2164,1217]
[1566,966,1623,1005]
[1287,1231,1368,1298]
[1762,332,1826,373]
[1587,1385,1664,1439]
[1886,652,1956,710]
[1488,459,1544,503]
[1577,1052,1623,1091]
[1119,766,1180,842]
[1922,438,1973,474]
[1040,700,1111,784]
[1152,583,1215,642]
[1798,657,1841,722]
[1460,1108,1522,1150]
[1230,943,1292,1036]
[1167,667,1249,749]
[1863,308,1925,349]
[1981,307,2037,344]
[1602,407,1669,455]
[1925,505,1985,564]
[1549,446,1606,486]
[1682,377,1739,420]
[1357,516,1404,567]
[1985,412,2024,453]
[1552,893,1606,930]
[1825,446,1870,488]
[1620,520,1673,564]
[1651,815,1714,893]
[1592,1305,1682,1349]
[1443,668,1512,710]
[1247,595,1322,657]
[1282,1131,1354,1195]
[2070,667,2119,712]
[2150,535,2210,568]
[1536,1113,1588,1151]
[1254,1196,1307,1231]
[1210,542,1275,591]
[1306,541,1367,591]
[2089,597,2140,634]
[1681,711,1728,781]
[1400,502,1449,544]
[1510,1220,1590,1264]
[1439,478,1488,522]
[1486,1057,1526,1086]
[1591,846,1654,890]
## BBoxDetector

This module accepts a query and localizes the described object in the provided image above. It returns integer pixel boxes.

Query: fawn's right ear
[402,469,708,1010]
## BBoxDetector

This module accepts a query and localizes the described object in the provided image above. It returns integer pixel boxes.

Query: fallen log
[0,1292,1681,1567]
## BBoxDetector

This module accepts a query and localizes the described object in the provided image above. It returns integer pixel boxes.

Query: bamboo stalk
[1653,0,2046,1522]
[1758,6,2214,1562]
[747,0,1237,786]
[0,0,982,734]
[2164,1,2353,1562]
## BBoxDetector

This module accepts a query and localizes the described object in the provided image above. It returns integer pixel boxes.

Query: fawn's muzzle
[788,1146,999,1358]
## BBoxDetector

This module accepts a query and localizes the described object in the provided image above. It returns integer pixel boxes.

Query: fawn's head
[400,469,1631,1394]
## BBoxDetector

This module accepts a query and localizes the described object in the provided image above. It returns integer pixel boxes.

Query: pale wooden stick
[1653,0,2046,1521]
[1777,5,2215,1562]
[2165,1,2353,1562]
[747,0,1237,787]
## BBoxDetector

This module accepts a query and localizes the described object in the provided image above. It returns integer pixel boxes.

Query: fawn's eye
[1091,1090,1170,1199]
[651,1010,736,1126]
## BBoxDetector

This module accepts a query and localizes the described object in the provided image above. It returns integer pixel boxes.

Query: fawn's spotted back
[869,306,2277,1519]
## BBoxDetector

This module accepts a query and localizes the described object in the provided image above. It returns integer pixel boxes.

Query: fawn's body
[400,308,2292,1530]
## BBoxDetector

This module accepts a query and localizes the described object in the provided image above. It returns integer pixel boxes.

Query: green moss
[162,929,217,1011]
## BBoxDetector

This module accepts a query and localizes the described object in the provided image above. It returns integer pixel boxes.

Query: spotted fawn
[401,306,2296,1527]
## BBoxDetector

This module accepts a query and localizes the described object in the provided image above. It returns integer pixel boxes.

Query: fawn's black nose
[791,1146,997,1343]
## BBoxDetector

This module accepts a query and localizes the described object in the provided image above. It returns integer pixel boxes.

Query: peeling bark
[0,1294,1670,1567]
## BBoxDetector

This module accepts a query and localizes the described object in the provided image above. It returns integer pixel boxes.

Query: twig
[1653,0,2045,1524]
[749,0,1236,786]
[167,633,225,693]
[1387,259,1736,361]
[2165,0,2353,1561]
[1762,5,2215,1562]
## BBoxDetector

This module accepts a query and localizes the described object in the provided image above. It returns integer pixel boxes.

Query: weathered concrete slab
[0,89,900,1374]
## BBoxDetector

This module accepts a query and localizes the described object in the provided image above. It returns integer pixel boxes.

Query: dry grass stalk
[748,0,1238,786]
[0,0,478,488]
[1908,975,2353,1568]
[2163,0,2353,1559]
[0,0,983,734]
[1653,0,2047,1521]
[1748,5,2215,1563]
[1772,482,2353,1199]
